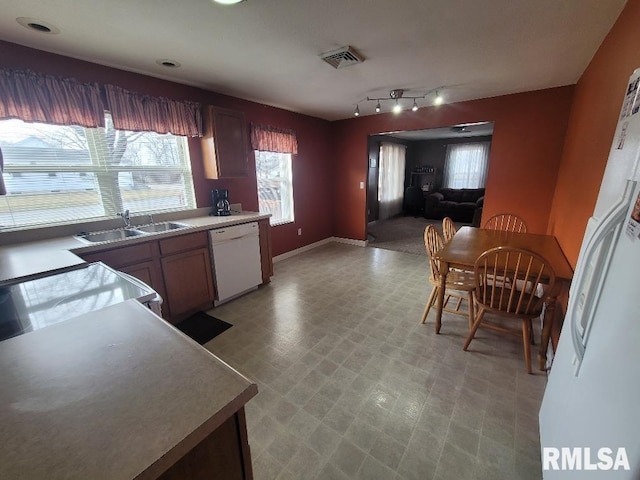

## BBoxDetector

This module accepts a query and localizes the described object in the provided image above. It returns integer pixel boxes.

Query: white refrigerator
[539,70,640,478]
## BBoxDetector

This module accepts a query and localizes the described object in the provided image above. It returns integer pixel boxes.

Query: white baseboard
[273,238,334,263]
[332,237,368,247]
[273,236,367,263]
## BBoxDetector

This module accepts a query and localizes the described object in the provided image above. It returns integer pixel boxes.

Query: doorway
[366,122,494,253]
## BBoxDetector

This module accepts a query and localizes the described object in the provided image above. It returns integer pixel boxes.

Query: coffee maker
[211,189,231,216]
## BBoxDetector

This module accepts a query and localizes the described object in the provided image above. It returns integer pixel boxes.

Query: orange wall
[0,41,333,256]
[331,88,575,240]
[549,0,640,267]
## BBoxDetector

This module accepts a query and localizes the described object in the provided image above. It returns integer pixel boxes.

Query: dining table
[433,226,574,371]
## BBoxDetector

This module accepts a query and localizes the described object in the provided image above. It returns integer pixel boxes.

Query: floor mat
[174,311,232,345]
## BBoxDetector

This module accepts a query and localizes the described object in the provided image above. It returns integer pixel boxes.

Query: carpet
[367,216,468,255]
[175,311,232,345]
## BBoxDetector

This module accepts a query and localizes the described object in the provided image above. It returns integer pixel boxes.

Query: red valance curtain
[250,124,298,154]
[0,69,104,128]
[104,85,202,137]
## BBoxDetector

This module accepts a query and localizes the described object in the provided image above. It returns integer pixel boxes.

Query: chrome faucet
[118,209,131,228]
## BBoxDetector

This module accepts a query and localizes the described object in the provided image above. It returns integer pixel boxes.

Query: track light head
[354,87,445,116]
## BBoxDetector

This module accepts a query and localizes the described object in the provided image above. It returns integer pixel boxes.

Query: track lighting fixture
[356,88,446,116]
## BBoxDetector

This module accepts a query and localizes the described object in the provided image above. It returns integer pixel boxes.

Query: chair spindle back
[424,225,444,282]
[442,217,457,243]
[474,247,556,316]
[484,213,527,233]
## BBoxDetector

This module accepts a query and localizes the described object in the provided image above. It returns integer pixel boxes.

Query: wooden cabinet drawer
[159,231,209,256]
[81,241,159,268]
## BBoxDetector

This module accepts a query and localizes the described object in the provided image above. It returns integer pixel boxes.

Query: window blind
[0,113,196,230]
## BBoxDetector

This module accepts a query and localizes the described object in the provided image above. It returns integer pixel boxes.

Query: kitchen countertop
[0,299,258,480]
[0,211,270,285]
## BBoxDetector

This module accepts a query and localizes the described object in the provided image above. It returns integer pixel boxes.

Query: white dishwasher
[209,222,263,305]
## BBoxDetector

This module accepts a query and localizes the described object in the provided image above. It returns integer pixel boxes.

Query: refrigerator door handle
[569,179,636,375]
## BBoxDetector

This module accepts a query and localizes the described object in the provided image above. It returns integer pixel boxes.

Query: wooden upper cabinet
[202,106,249,179]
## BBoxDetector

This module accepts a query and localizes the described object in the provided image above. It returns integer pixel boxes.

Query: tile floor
[205,243,547,480]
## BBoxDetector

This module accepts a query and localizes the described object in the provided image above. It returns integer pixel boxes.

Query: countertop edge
[69,212,271,255]
[0,299,260,480]
[137,383,258,480]
[0,212,271,285]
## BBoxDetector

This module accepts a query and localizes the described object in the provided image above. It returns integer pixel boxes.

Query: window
[255,151,294,225]
[0,114,196,230]
[377,143,406,220]
[443,142,490,189]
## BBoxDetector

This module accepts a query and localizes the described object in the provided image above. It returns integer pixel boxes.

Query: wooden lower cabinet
[157,408,253,480]
[257,219,273,283]
[80,223,272,322]
[161,247,215,319]
[79,232,215,323]
[119,259,167,304]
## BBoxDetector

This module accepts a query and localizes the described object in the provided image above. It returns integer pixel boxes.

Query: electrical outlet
[359,181,365,189]
[297,228,302,236]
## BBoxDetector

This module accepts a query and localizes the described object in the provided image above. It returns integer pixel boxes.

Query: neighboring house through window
[0,113,196,230]
[255,150,294,225]
[443,142,491,189]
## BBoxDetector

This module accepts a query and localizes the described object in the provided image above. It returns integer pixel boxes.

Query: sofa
[424,188,485,224]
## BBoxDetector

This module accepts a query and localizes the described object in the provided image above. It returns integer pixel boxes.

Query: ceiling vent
[319,46,365,69]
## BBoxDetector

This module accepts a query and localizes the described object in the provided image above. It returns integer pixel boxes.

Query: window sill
[271,219,294,227]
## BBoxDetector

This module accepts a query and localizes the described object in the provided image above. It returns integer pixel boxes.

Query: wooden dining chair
[442,217,457,243]
[421,225,475,331]
[463,246,556,373]
[484,213,527,233]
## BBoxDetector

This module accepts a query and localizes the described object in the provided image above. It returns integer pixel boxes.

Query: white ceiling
[387,122,494,141]
[0,0,627,121]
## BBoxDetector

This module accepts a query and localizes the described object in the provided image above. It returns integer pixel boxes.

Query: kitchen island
[0,299,257,479]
